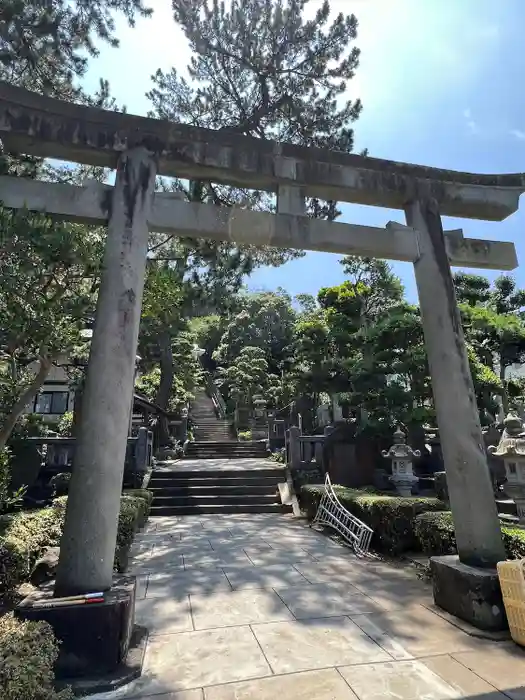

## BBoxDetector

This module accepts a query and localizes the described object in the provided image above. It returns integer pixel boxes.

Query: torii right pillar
[405,197,507,632]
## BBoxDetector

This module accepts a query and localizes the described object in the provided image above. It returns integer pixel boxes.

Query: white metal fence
[311,473,374,556]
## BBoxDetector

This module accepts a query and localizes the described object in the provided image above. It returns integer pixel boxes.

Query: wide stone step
[150,493,279,506]
[149,484,278,496]
[149,468,285,480]
[150,503,292,516]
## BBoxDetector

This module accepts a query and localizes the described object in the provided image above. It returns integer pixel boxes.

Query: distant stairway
[192,389,232,442]
[148,467,291,515]
[186,440,268,459]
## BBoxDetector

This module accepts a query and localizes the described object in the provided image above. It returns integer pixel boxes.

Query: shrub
[56,412,74,437]
[414,510,525,560]
[0,493,150,598]
[269,448,286,464]
[238,430,252,441]
[0,504,65,598]
[49,472,71,497]
[123,488,153,519]
[0,449,25,513]
[0,613,72,700]
[300,484,447,555]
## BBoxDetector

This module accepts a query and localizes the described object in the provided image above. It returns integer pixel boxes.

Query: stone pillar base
[430,555,507,631]
[15,575,137,678]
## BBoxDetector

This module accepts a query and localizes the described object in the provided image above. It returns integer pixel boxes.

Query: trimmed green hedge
[0,613,72,699]
[0,490,150,599]
[414,511,525,560]
[300,484,447,555]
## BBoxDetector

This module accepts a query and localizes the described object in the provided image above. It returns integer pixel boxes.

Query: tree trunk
[71,379,85,437]
[499,361,509,415]
[0,356,53,451]
[155,332,174,446]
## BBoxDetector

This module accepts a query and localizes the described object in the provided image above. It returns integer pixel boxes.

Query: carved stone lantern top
[489,413,525,458]
[382,426,421,460]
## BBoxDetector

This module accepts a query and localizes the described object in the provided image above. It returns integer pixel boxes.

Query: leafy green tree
[0,0,152,98]
[216,345,279,408]
[454,273,525,413]
[213,290,296,372]
[149,0,362,221]
[0,207,102,449]
[143,0,365,418]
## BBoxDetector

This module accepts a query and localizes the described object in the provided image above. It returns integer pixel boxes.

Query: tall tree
[0,207,102,450]
[145,0,364,416]
[0,0,152,98]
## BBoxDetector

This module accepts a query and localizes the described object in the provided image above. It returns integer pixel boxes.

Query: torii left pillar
[55,147,157,595]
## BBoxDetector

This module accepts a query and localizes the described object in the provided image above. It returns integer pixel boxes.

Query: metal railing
[311,473,373,557]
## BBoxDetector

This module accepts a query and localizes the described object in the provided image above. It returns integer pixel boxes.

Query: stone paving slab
[145,570,232,599]
[135,626,271,694]
[204,668,358,699]
[275,582,382,619]
[338,660,460,700]
[91,512,525,700]
[135,596,193,636]
[221,563,309,590]
[452,644,525,699]
[350,607,494,657]
[251,617,391,673]
[190,588,294,629]
[421,654,506,699]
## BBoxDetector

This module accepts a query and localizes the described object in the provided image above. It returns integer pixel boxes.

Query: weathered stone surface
[131,626,271,694]
[430,555,507,631]
[350,606,490,657]
[251,617,389,673]
[1,81,524,219]
[204,668,358,700]
[30,546,60,585]
[407,200,506,568]
[339,660,460,700]
[135,596,192,636]
[275,581,378,619]
[190,589,293,629]
[16,576,136,678]
[452,644,525,699]
[422,654,506,699]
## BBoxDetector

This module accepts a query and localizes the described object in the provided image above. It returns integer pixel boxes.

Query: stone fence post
[288,426,302,469]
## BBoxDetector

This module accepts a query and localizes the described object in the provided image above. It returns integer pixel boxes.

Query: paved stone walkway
[94,513,525,700]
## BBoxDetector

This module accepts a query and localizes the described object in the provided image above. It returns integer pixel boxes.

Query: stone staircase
[185,440,269,459]
[192,389,232,442]
[148,467,291,516]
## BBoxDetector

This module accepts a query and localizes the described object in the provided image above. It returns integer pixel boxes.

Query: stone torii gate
[1,82,523,630]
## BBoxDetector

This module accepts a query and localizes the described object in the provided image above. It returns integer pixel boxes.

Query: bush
[56,412,73,437]
[269,448,286,464]
[238,430,252,441]
[414,510,525,560]
[49,472,71,497]
[0,503,65,598]
[0,492,150,598]
[300,484,447,555]
[123,488,153,514]
[0,613,72,700]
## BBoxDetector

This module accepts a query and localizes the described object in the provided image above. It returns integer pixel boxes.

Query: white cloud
[463,108,480,135]
[510,129,525,141]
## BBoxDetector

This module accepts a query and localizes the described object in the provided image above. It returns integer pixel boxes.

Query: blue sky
[84,0,525,303]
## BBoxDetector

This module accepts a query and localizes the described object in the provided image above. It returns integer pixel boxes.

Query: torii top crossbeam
[0,81,524,221]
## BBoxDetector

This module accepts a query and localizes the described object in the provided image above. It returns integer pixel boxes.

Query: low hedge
[0,490,150,599]
[0,613,72,699]
[414,510,525,560]
[300,484,447,555]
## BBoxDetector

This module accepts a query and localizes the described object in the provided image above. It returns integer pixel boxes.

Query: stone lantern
[489,413,525,524]
[382,427,421,496]
[251,394,268,440]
